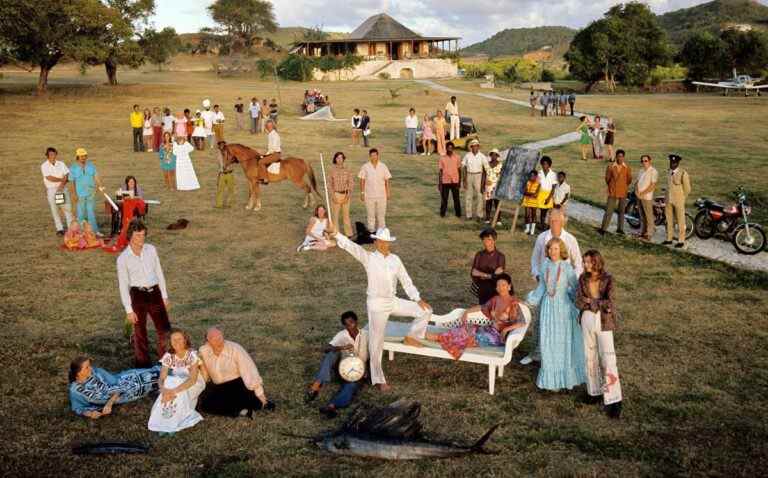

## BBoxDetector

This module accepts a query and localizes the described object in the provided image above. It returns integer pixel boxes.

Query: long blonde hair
[546,237,569,261]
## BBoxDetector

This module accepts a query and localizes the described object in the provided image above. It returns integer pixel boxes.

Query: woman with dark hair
[68,356,160,418]
[426,273,526,359]
[158,133,176,190]
[329,151,353,237]
[576,249,623,418]
[577,116,591,161]
[471,228,506,304]
[123,176,143,198]
[148,328,206,434]
[298,204,335,252]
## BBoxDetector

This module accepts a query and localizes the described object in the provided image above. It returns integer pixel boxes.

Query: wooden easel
[491,202,521,234]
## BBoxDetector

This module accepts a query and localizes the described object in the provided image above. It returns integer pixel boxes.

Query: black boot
[582,392,603,405]
[606,401,622,419]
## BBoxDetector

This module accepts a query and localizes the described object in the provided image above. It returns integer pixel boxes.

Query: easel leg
[491,203,502,228]
[511,206,520,235]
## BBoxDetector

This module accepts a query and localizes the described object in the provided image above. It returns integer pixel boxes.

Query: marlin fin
[470,423,501,453]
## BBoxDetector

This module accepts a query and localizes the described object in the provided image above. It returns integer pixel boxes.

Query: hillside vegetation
[658,0,768,46]
[461,26,576,57]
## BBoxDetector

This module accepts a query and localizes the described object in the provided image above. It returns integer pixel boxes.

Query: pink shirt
[438,153,461,184]
[174,117,187,137]
[358,161,392,199]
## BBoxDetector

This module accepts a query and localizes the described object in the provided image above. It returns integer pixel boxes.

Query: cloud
[151,0,768,46]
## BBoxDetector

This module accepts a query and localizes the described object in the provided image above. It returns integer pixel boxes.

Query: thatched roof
[348,13,422,40]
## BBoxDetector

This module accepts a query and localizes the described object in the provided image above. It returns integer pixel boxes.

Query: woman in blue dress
[526,237,587,391]
[68,356,160,419]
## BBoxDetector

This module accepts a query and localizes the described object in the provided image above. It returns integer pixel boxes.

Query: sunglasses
[641,159,650,163]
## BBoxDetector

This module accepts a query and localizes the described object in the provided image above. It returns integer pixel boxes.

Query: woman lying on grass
[68,356,160,419]
[426,273,526,359]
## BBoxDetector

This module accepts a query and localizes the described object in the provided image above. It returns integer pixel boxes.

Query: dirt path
[417,79,768,272]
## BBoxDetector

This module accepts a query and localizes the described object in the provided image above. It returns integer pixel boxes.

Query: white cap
[202,99,211,108]
[370,228,396,242]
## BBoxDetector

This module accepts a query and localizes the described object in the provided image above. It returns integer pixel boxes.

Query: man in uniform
[662,154,692,248]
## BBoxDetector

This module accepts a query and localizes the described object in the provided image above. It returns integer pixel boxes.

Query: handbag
[54,191,66,205]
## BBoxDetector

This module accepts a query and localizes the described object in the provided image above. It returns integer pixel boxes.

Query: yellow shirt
[130,111,144,128]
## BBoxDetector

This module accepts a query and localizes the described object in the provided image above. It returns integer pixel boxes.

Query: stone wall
[312,58,457,81]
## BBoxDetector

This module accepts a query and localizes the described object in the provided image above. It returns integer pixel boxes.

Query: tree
[208,0,278,53]
[139,27,181,71]
[0,0,118,94]
[720,29,768,74]
[679,31,726,80]
[97,0,155,85]
[565,2,671,91]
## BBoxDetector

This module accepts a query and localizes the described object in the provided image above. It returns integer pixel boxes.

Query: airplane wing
[691,81,736,88]
[749,84,768,90]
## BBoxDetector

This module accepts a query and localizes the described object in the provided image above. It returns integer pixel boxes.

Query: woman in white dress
[298,205,335,251]
[148,329,206,435]
[173,136,200,191]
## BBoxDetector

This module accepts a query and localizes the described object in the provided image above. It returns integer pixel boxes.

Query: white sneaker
[520,355,534,365]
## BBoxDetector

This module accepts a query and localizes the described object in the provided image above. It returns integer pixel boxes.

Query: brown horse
[219,142,320,211]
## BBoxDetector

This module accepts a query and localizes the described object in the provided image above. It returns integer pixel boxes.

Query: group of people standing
[246,97,279,134]
[577,115,616,161]
[530,91,576,117]
[403,96,460,156]
[350,109,372,147]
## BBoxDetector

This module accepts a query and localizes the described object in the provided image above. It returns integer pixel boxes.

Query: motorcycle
[624,191,694,240]
[693,188,766,255]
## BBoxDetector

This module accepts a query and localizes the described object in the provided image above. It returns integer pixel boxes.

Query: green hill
[461,26,577,57]
[658,0,768,46]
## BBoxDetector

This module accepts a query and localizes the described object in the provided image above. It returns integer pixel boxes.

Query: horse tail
[306,163,321,198]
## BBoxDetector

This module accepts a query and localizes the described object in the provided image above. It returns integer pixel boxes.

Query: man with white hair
[257,120,281,184]
[332,227,432,392]
[198,327,275,417]
[521,208,583,365]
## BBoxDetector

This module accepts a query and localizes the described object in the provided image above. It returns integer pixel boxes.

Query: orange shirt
[605,163,632,199]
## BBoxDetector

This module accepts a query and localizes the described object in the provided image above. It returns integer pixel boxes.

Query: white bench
[372,305,531,395]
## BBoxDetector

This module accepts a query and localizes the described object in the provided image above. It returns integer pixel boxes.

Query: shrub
[255,59,275,79]
[540,69,556,82]
[277,53,363,80]
[378,72,390,80]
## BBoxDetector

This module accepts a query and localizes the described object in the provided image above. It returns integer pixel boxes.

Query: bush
[648,64,687,85]
[378,72,390,80]
[255,59,275,79]
[540,68,556,82]
[460,58,541,82]
[277,53,363,80]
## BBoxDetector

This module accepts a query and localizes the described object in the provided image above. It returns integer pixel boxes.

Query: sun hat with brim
[469,139,480,146]
[75,148,88,157]
[371,228,396,242]
[489,148,500,156]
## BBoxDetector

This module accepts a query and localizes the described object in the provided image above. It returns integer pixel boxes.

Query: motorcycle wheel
[625,200,641,229]
[684,213,695,240]
[694,210,716,239]
[732,223,766,255]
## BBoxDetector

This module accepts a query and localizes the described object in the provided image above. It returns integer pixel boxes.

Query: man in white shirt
[552,171,571,225]
[461,139,489,220]
[358,148,392,232]
[41,147,74,235]
[635,154,658,240]
[116,221,171,367]
[200,101,216,150]
[212,104,226,144]
[305,311,369,418]
[332,227,432,391]
[248,97,261,134]
[258,120,282,184]
[522,209,582,365]
[404,108,418,155]
[445,96,460,140]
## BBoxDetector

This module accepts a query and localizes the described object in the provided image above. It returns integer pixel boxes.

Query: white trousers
[449,115,460,140]
[364,196,387,232]
[581,311,622,405]
[367,297,430,385]
[465,173,483,218]
[46,188,74,232]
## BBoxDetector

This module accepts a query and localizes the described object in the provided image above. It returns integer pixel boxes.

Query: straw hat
[489,148,500,156]
[469,139,480,147]
[75,148,88,157]
[370,228,396,242]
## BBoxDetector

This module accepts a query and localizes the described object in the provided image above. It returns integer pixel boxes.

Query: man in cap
[69,147,105,236]
[332,227,432,392]
[461,139,489,221]
[662,154,691,248]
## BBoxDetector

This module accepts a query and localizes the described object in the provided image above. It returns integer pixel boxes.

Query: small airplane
[692,69,767,96]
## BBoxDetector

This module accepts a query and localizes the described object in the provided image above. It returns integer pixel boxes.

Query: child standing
[174,111,188,140]
[142,109,153,152]
[553,171,571,225]
[161,108,175,136]
[522,170,540,235]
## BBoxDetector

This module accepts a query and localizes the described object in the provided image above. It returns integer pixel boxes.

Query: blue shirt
[69,161,98,197]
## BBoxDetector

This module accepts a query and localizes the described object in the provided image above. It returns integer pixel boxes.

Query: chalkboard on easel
[492,148,541,233]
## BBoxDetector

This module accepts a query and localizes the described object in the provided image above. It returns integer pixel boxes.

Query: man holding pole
[331,226,432,391]
[69,147,106,236]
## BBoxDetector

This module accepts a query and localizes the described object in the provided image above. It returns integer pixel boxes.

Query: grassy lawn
[1,67,767,477]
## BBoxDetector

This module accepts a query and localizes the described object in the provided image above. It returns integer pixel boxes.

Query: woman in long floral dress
[426,274,526,360]
[433,110,447,156]
[526,237,587,391]
[148,329,206,435]
[68,356,160,418]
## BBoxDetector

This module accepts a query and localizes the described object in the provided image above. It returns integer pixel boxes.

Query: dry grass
[1,67,767,477]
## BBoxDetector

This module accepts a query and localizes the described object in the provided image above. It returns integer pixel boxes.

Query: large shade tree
[680,29,768,80]
[139,27,182,71]
[208,0,278,52]
[94,0,155,85]
[0,0,120,94]
[565,2,671,91]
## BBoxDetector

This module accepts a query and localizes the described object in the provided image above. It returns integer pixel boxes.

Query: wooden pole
[319,153,333,229]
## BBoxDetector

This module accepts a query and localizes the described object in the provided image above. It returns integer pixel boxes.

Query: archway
[399,68,414,80]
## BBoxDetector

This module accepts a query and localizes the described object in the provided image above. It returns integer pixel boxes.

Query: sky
[150,0,767,46]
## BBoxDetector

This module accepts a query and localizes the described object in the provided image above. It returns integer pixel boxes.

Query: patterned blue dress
[526,259,587,390]
[69,366,160,416]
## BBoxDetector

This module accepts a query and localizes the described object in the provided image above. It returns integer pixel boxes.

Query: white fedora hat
[370,228,396,242]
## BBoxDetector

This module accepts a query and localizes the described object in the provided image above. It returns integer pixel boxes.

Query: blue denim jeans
[76,194,99,233]
[314,351,362,409]
[405,128,417,154]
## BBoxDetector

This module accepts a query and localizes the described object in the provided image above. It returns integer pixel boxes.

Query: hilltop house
[291,13,460,80]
